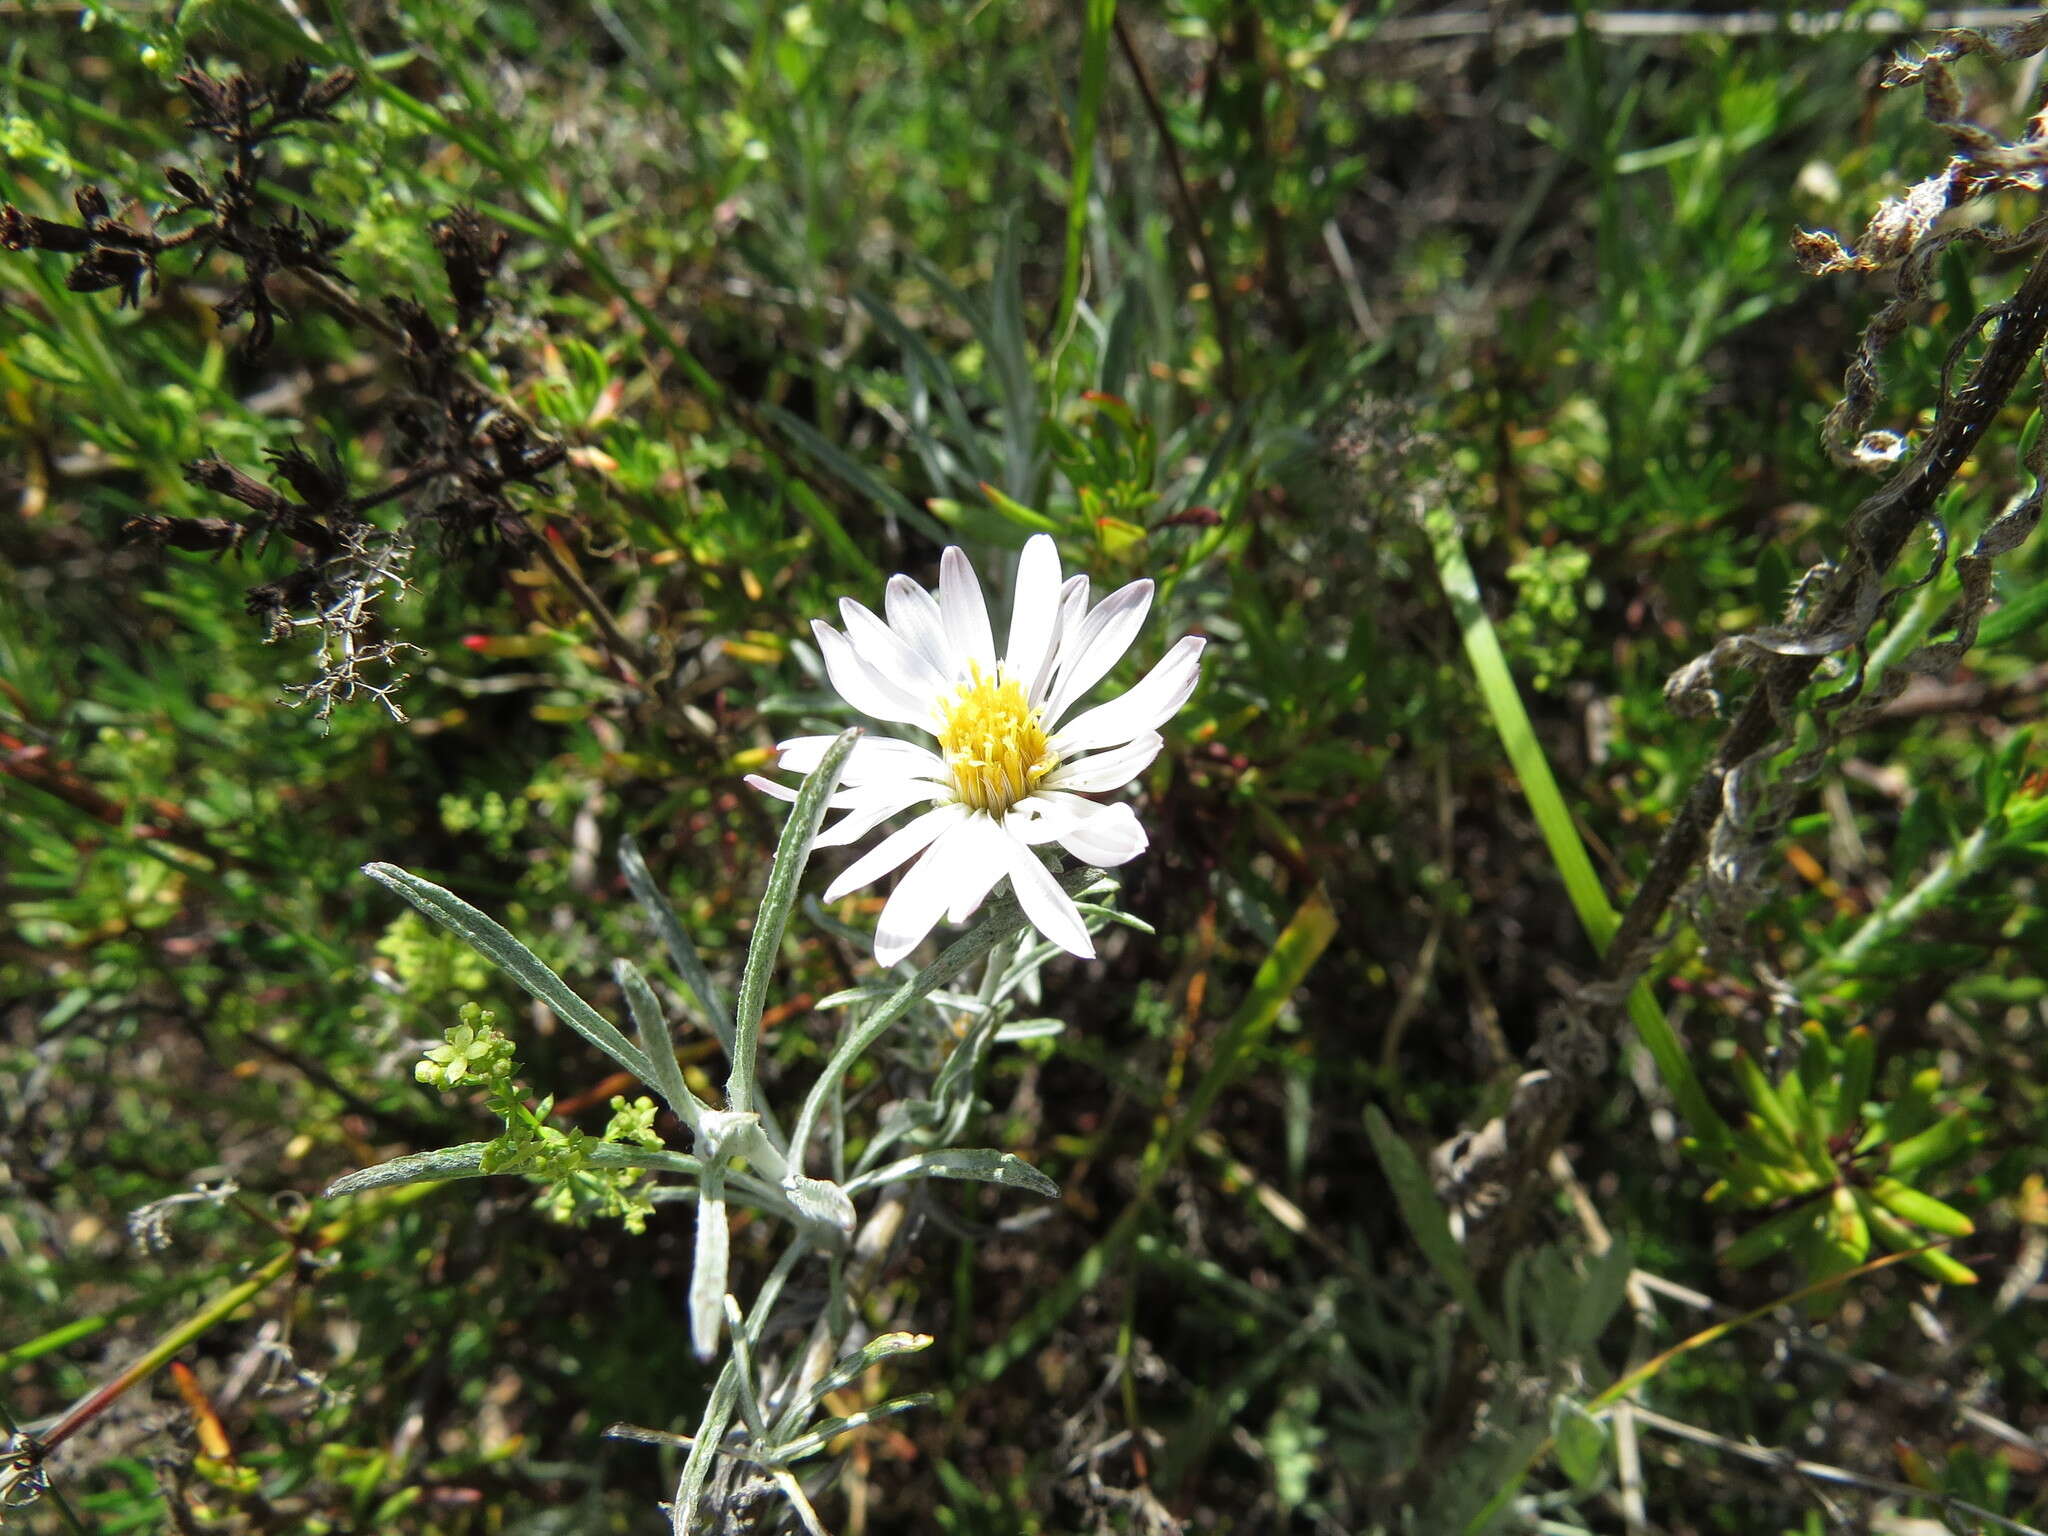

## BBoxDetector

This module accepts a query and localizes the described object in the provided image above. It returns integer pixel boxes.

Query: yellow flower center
[935,664,1056,816]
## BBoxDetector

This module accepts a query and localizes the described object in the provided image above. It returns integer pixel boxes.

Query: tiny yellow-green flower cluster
[415,1002,517,1090]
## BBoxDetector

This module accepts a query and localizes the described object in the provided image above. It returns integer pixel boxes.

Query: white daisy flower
[749,534,1204,965]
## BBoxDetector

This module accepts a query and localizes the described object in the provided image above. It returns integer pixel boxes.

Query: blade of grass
[1056,0,1117,342]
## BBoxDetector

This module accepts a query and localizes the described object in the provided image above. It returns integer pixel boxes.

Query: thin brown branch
[1114,14,1240,402]
[516,523,659,687]
[1627,1405,2048,1536]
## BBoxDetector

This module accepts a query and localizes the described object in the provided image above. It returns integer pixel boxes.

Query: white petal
[1044,731,1162,793]
[823,803,967,903]
[1031,575,1092,707]
[1002,534,1063,693]
[1056,574,1092,644]
[775,733,946,786]
[746,774,935,813]
[746,772,799,802]
[813,786,943,849]
[874,816,980,965]
[996,826,1094,959]
[1036,792,1148,867]
[839,598,949,701]
[938,547,996,671]
[885,575,953,677]
[815,621,931,727]
[1051,636,1205,754]
[1044,579,1153,726]
[943,813,1012,923]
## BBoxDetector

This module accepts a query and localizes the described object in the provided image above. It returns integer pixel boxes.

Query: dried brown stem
[1599,238,2048,990]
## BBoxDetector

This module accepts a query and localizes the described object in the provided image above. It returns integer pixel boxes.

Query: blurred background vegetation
[4,1,2046,1531]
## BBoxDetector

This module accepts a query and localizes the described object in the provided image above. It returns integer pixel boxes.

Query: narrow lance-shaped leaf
[785,868,1102,1174]
[1830,1184,1871,1263]
[721,1295,767,1437]
[791,1333,933,1428]
[847,1147,1059,1199]
[1363,1106,1510,1359]
[1855,1188,1979,1284]
[672,1359,740,1536]
[1838,1026,1875,1122]
[1551,1398,1609,1491]
[763,1394,938,1467]
[619,833,734,1055]
[615,956,710,1134]
[324,1142,493,1197]
[328,1143,748,1201]
[728,727,860,1120]
[1733,1051,1802,1151]
[363,863,658,1086]
[781,1172,856,1240]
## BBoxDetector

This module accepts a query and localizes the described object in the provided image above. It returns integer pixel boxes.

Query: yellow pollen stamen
[935,663,1056,816]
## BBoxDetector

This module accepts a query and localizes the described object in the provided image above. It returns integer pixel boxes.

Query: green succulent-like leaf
[1721,1197,1822,1269]
[1855,1188,1978,1285]
[1838,1027,1875,1125]
[1734,1051,1801,1149]
[1868,1176,1975,1237]
[1888,1067,1944,1142]
[1886,1111,1977,1178]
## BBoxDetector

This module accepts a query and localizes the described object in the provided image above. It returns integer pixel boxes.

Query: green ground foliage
[5,1,2048,1532]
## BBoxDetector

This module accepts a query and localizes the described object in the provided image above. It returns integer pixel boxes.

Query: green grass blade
[1057,0,1117,341]
[1419,505,1728,1145]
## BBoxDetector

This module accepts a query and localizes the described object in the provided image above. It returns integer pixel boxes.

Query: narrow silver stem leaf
[786,866,1102,1173]
[671,1361,739,1536]
[726,727,860,1120]
[780,1172,857,1239]
[323,1142,491,1196]
[793,1333,933,1427]
[722,1295,766,1437]
[328,1142,772,1200]
[615,957,710,1134]
[766,1394,939,1466]
[843,1147,1060,1199]
[690,1164,730,1363]
[363,863,658,1086]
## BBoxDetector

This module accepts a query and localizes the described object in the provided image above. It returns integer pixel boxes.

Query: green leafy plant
[331,729,1148,1530]
[1701,1023,1978,1294]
